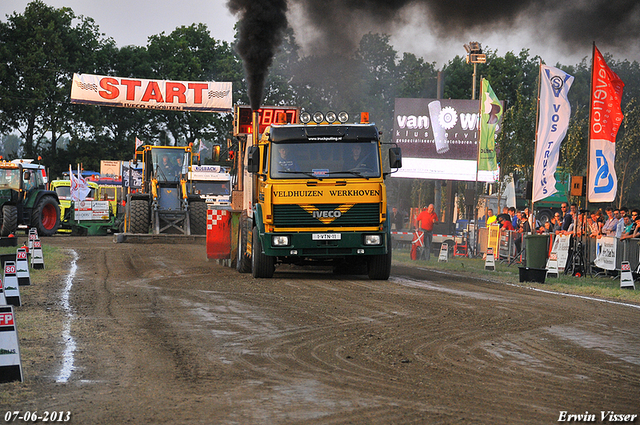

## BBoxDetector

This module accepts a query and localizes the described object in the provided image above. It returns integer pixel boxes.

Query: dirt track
[2,236,640,424]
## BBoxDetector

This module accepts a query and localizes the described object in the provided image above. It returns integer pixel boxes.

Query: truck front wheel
[367,246,392,280]
[252,229,274,278]
[32,196,60,236]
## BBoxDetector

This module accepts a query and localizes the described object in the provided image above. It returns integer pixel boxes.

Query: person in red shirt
[498,215,514,230]
[414,204,438,260]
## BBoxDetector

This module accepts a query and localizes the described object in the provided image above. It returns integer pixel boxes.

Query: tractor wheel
[367,242,392,280]
[31,196,60,236]
[189,201,207,235]
[129,199,150,234]
[252,228,274,278]
[236,215,252,273]
[1,205,18,236]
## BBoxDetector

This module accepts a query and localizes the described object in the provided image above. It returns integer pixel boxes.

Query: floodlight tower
[463,42,486,100]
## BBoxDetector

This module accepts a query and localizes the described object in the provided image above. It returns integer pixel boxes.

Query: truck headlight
[272,235,290,246]
[364,234,382,245]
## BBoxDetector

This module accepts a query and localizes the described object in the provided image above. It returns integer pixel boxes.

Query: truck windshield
[152,148,189,183]
[0,169,21,190]
[192,181,229,195]
[270,141,380,179]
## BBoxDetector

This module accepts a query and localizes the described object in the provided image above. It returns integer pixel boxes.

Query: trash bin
[524,234,550,269]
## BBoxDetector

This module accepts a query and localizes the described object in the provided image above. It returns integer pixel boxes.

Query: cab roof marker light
[300,111,311,124]
[338,111,349,123]
[312,111,324,123]
[325,111,337,123]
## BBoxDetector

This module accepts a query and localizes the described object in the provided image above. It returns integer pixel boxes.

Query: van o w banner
[71,73,232,113]
[392,98,502,182]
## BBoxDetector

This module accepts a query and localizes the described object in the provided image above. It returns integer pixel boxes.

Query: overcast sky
[1,0,638,68]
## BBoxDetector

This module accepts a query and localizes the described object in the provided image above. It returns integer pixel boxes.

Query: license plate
[312,233,341,240]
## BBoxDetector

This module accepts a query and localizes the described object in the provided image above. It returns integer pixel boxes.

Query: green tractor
[0,160,61,236]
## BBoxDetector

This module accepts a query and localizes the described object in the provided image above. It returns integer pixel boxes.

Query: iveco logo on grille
[312,210,342,218]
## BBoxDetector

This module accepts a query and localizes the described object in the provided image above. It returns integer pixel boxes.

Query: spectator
[498,214,514,231]
[390,207,404,231]
[588,210,603,238]
[414,204,438,261]
[615,209,625,238]
[619,215,635,240]
[508,207,518,228]
[601,207,618,236]
[559,202,573,233]
[631,215,640,239]
[486,209,497,226]
[552,213,562,233]
[538,221,553,234]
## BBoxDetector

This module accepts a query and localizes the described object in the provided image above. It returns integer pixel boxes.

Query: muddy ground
[1,236,639,424]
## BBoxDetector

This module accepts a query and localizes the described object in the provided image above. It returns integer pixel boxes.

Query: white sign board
[594,236,617,271]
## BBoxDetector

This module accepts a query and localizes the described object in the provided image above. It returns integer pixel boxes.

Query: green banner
[478,78,503,172]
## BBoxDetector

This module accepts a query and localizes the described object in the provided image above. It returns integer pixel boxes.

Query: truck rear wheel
[129,199,150,234]
[32,196,60,236]
[1,205,17,236]
[252,229,274,278]
[189,201,207,235]
[367,245,392,280]
[236,215,252,273]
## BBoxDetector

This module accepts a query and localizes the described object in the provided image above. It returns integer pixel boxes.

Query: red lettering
[188,83,208,104]
[141,81,164,103]
[166,82,187,103]
[0,313,13,326]
[120,79,142,101]
[99,77,119,100]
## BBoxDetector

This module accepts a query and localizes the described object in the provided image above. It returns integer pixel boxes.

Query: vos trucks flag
[532,65,574,203]
[71,73,232,113]
[588,46,624,203]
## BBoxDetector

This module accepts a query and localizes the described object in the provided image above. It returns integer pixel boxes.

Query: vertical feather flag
[478,78,502,174]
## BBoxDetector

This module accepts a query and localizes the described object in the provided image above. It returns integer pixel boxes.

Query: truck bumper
[261,231,388,258]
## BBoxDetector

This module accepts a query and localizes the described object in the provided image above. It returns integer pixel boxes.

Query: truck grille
[273,203,380,228]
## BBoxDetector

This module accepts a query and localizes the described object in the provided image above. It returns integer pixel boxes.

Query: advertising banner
[588,46,624,203]
[532,65,574,203]
[478,79,503,173]
[393,98,502,182]
[594,236,617,270]
[71,73,232,113]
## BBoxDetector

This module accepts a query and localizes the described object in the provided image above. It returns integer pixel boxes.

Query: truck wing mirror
[247,146,260,173]
[389,147,402,169]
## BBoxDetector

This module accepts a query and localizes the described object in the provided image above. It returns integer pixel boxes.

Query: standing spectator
[498,214,514,230]
[619,215,635,240]
[414,204,438,260]
[390,207,404,231]
[559,202,573,233]
[486,209,497,226]
[552,213,562,233]
[588,210,603,238]
[601,207,618,236]
[508,207,518,228]
[615,209,625,238]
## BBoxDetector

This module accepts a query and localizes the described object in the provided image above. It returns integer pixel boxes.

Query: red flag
[588,45,625,203]
[590,46,624,142]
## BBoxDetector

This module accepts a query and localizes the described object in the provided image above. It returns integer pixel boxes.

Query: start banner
[71,73,232,113]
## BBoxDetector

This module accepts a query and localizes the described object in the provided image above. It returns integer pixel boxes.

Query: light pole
[463,42,486,100]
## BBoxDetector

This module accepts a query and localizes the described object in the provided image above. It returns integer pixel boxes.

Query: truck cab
[237,110,402,279]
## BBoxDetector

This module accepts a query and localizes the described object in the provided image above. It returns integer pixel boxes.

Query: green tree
[615,98,640,207]
[0,0,114,162]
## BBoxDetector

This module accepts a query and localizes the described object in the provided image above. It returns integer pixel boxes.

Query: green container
[524,234,550,269]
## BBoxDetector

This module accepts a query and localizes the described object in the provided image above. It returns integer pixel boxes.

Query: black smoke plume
[227,0,288,110]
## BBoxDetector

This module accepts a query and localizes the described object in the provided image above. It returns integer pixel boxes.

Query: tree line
[1,1,639,207]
